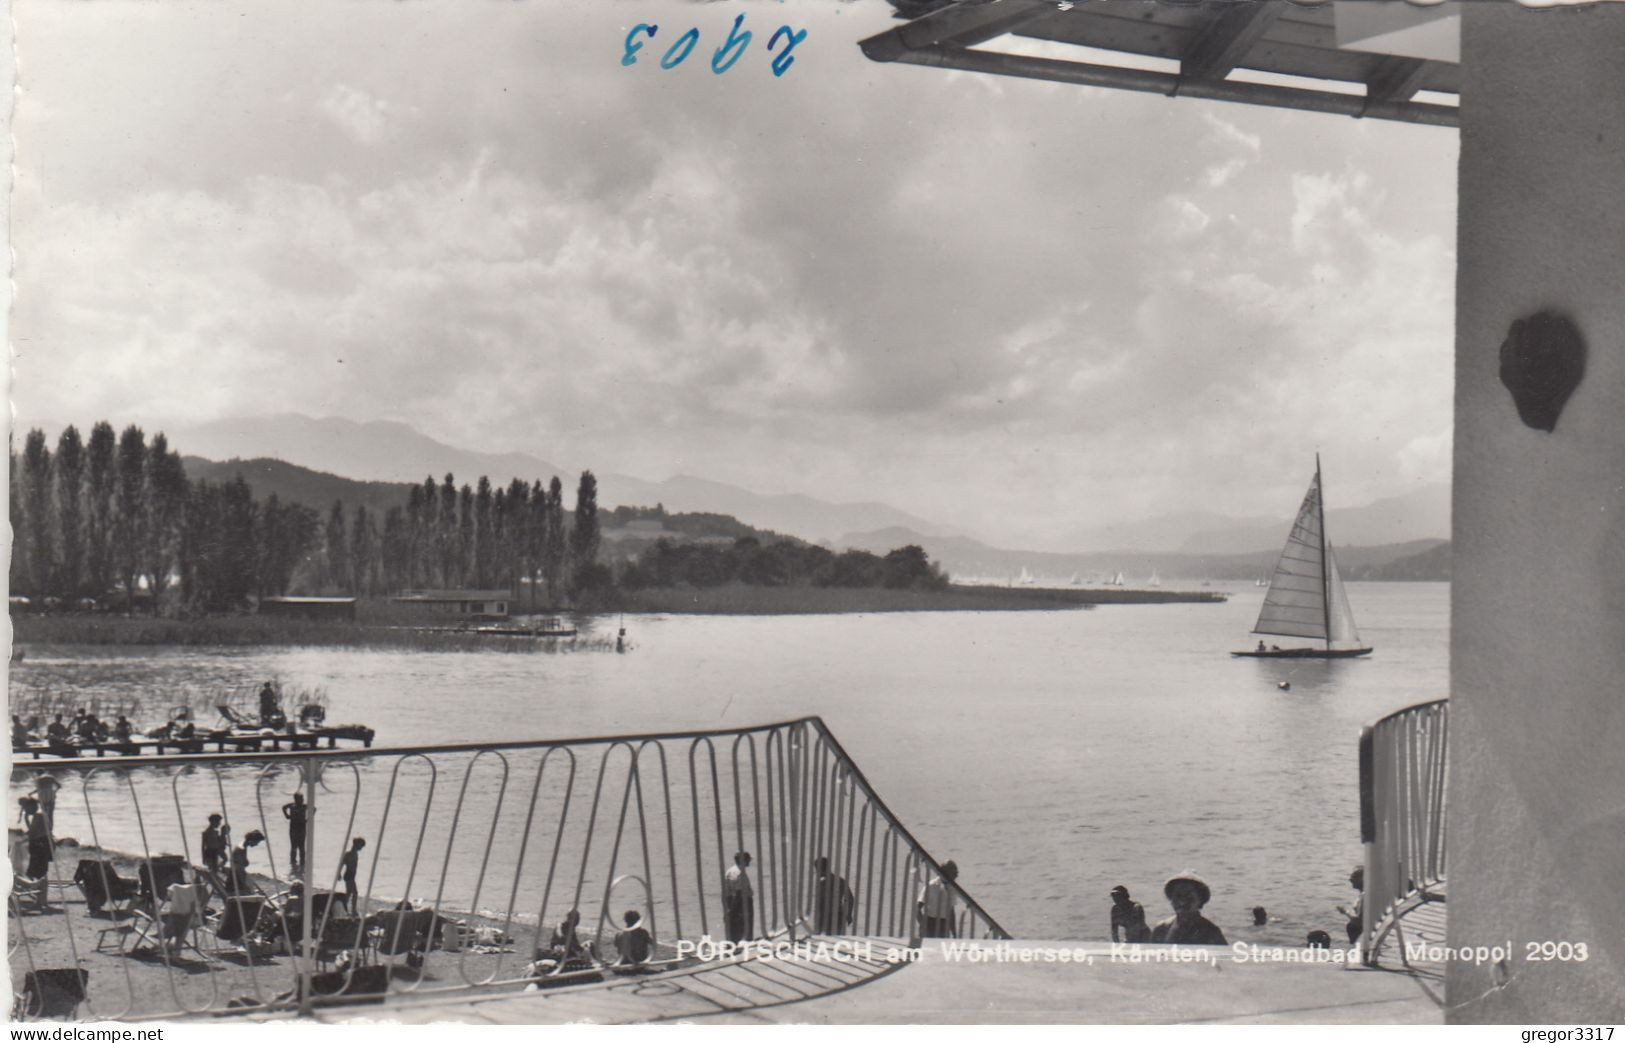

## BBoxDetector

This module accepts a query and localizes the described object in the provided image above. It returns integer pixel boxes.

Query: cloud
[9,1,1460,546]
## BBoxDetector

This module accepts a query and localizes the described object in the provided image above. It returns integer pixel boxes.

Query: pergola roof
[860,1,1460,128]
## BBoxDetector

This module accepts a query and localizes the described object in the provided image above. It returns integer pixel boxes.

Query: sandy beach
[10,838,658,1020]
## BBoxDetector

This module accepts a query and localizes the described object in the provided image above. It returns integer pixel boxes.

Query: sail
[1252,473,1329,641]
[1324,543,1363,647]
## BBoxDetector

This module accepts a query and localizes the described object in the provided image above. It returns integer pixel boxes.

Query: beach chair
[138,855,189,906]
[369,907,434,969]
[205,895,278,959]
[73,859,140,917]
[17,970,88,1021]
[10,874,49,915]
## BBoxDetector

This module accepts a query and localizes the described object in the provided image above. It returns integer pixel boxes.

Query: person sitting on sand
[540,909,596,968]
[612,909,655,970]
[1110,885,1152,943]
[1336,865,1365,944]
[1149,872,1227,946]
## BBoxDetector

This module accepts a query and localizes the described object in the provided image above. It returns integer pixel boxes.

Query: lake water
[9,582,1447,945]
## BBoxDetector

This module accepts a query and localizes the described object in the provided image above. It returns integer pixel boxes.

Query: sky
[8,0,1459,550]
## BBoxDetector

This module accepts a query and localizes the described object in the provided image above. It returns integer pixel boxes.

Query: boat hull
[1231,647,1374,659]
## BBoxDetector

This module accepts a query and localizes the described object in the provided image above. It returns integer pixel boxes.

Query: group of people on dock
[1108,865,1367,948]
[12,710,142,750]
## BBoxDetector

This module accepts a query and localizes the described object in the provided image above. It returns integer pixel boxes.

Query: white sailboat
[1109,571,1126,587]
[1148,570,1162,588]
[1232,456,1373,659]
[1017,566,1036,586]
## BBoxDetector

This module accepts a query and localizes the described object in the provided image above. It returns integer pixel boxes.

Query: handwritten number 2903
[622,15,808,77]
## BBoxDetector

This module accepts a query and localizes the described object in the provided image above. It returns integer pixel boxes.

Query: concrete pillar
[1450,3,1625,1023]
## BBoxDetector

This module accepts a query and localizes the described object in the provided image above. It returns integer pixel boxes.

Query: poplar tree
[114,426,147,612]
[325,500,350,593]
[84,422,118,598]
[540,476,566,606]
[54,426,87,598]
[22,430,55,597]
[569,470,602,594]
[144,433,188,602]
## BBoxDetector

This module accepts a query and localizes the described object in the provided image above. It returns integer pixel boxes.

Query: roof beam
[870,44,1458,128]
[861,0,1051,63]
[1364,54,1430,104]
[1180,2,1282,82]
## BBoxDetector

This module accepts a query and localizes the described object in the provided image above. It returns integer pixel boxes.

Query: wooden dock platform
[10,725,376,760]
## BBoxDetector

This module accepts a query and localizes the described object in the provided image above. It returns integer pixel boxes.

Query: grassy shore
[11,614,619,652]
[11,585,1225,648]
[606,582,1225,614]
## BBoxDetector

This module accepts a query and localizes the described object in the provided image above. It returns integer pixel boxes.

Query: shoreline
[11,585,1225,647]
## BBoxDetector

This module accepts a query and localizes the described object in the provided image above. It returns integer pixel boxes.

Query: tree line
[11,422,947,613]
[9,423,605,613]
[618,538,947,592]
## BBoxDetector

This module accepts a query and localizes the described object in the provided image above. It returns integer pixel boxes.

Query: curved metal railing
[8,717,1007,1020]
[1357,698,1448,964]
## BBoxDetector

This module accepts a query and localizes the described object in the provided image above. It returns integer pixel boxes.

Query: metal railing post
[299,757,318,1016]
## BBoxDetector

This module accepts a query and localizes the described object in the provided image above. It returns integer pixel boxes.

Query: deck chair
[215,704,251,728]
[17,970,88,1020]
[138,856,189,906]
[370,907,434,968]
[11,874,49,914]
[74,859,141,917]
[207,895,273,956]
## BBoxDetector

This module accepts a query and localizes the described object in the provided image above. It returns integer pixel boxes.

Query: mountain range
[170,413,1448,559]
[175,415,962,545]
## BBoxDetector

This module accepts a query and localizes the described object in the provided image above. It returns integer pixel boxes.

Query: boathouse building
[390,589,512,621]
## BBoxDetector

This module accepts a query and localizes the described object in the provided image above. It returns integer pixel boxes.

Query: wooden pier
[11,725,376,760]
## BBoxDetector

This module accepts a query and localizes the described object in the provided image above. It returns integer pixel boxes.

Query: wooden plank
[1182,3,1283,81]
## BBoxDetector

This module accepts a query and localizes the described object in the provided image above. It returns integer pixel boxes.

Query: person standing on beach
[31,774,61,838]
[19,797,52,879]
[201,814,228,876]
[917,860,959,939]
[282,793,307,875]
[230,830,265,894]
[1149,872,1227,946]
[723,851,754,942]
[340,837,365,911]
[1110,885,1151,943]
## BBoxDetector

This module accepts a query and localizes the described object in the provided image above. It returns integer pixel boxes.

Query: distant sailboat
[1068,572,1081,586]
[1232,456,1373,659]
[1017,567,1036,586]
[1148,570,1162,588]
[1109,571,1126,587]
